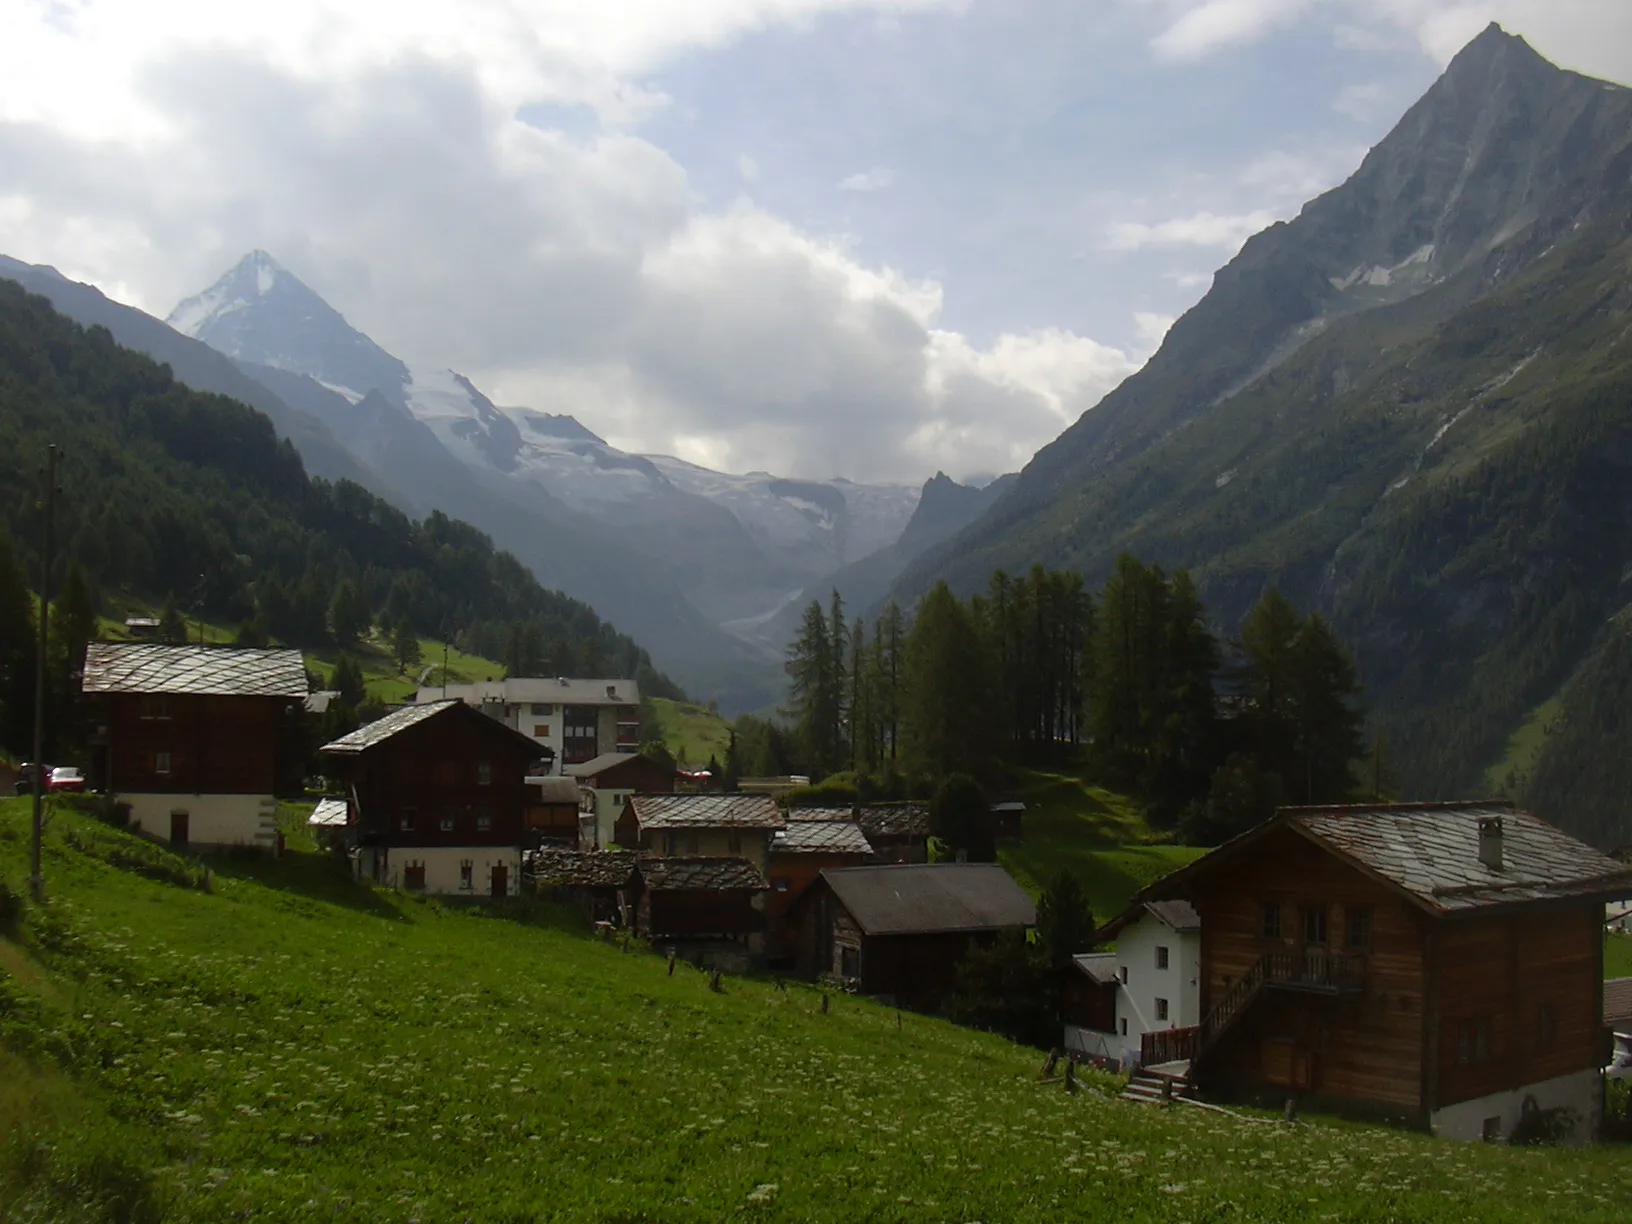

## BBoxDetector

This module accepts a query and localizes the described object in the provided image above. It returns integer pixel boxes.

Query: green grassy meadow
[999,771,1204,920]
[4,798,1632,1222]
[1607,932,1632,979]
[645,698,732,766]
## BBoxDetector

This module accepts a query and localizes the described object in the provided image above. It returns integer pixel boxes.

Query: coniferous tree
[928,772,995,862]
[0,531,36,756]
[904,583,991,779]
[331,655,366,709]
[158,596,187,645]
[1035,869,1095,969]
[1236,587,1302,785]
[877,600,905,765]
[785,599,842,777]
[392,616,423,672]
[328,579,369,646]
[1287,613,1365,804]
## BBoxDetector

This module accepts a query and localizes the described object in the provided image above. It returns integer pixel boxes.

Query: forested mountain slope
[894,26,1632,840]
[0,279,678,697]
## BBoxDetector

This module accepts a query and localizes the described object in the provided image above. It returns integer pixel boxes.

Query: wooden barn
[793,862,1036,1011]
[82,643,308,850]
[320,699,539,899]
[765,819,875,962]
[632,857,767,947]
[1141,801,1632,1142]
[525,849,638,926]
[1061,953,1121,1061]
[525,775,582,848]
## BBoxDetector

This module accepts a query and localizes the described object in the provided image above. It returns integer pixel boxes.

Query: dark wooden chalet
[82,643,308,850]
[1141,801,1632,1142]
[525,849,639,925]
[989,801,1025,842]
[765,819,875,962]
[792,863,1036,1011]
[526,775,582,848]
[320,699,540,899]
[632,857,767,945]
[615,793,786,867]
[1062,953,1120,1057]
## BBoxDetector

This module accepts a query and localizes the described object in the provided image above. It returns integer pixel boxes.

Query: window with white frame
[460,861,473,890]
[1156,945,1170,970]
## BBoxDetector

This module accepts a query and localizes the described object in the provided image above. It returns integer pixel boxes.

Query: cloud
[1150,0,1315,62]
[737,153,761,182]
[1133,311,1175,352]
[1106,208,1279,252]
[837,167,895,192]
[0,3,1144,486]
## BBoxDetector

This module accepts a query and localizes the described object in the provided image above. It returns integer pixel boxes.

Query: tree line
[778,556,1372,844]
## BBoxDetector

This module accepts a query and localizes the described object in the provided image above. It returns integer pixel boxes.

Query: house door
[170,811,189,847]
[404,865,426,892]
[491,863,508,898]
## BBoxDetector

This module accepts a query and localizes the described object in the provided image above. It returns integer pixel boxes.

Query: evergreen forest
[0,280,679,761]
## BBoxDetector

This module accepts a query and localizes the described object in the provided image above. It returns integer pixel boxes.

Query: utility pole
[30,445,57,904]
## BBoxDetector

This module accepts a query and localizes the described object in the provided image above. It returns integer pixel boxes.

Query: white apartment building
[415,677,641,774]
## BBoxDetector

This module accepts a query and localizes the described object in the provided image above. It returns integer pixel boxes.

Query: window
[477,761,492,786]
[404,864,426,892]
[772,876,790,892]
[1537,1003,1557,1051]
[1261,901,1282,939]
[476,812,492,833]
[532,724,551,738]
[841,946,859,978]
[154,750,172,775]
[1156,945,1170,970]
[1119,1017,1128,1037]
[459,861,473,891]
[1458,1017,1492,1065]
[400,808,417,832]
[1156,998,1169,1021]
[140,695,170,719]
[440,816,455,833]
[530,703,554,715]
[1119,965,1129,985]
[1345,907,1372,952]
[1481,1116,1502,1144]
[1301,903,1328,946]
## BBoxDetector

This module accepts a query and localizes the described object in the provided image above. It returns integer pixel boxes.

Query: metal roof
[636,857,767,891]
[772,820,874,856]
[1146,802,1632,917]
[82,642,308,698]
[565,752,641,779]
[1096,897,1202,943]
[819,863,1036,936]
[415,677,640,706]
[793,803,930,839]
[308,798,348,828]
[1606,977,1632,1026]
[1072,952,1119,985]
[628,793,786,830]
[526,850,639,888]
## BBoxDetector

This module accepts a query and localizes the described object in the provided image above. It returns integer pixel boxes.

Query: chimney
[1478,815,1504,870]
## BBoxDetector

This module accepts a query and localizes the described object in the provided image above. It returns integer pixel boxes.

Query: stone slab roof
[629,794,785,830]
[772,820,873,856]
[82,643,307,698]
[1096,897,1202,943]
[793,803,930,839]
[529,776,582,804]
[637,857,767,891]
[1072,952,1119,985]
[820,863,1036,936]
[526,850,639,888]
[416,677,640,706]
[308,798,348,828]
[319,700,456,754]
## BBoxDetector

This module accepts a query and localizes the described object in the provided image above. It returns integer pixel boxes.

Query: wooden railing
[1262,948,1366,994]
[1141,1025,1198,1066]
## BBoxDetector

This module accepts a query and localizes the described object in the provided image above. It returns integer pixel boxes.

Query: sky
[2,0,1630,485]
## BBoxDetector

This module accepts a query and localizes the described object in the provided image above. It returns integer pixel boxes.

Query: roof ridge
[1283,800,1516,815]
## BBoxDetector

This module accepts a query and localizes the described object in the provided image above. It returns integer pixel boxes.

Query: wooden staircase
[1120,1061,1192,1104]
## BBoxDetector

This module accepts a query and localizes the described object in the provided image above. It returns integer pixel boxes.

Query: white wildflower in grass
[745,1184,777,1204]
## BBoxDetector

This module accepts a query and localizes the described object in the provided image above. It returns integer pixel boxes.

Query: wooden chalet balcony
[1144,948,1367,1068]
[1262,948,1366,996]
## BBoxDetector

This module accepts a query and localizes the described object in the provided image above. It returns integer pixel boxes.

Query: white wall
[124,793,276,849]
[1429,1068,1601,1144]
[1113,915,1202,1058]
[373,846,521,898]
[591,789,634,849]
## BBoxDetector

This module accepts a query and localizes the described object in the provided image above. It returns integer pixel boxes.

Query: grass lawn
[647,696,732,766]
[999,771,1204,922]
[5,798,1632,1222]
[1608,931,1632,979]
[305,636,502,704]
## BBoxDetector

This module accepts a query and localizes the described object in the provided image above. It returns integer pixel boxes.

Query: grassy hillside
[999,772,1204,921]
[4,799,1632,1222]
[646,697,732,766]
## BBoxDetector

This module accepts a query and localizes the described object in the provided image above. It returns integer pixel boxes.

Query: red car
[47,766,86,794]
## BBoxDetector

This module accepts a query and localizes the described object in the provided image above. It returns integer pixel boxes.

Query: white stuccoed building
[1064,899,1201,1065]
